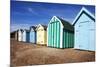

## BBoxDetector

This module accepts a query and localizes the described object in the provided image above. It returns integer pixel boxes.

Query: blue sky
[10,1,95,32]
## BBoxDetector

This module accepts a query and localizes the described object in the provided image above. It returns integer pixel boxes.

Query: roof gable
[49,16,74,31]
[50,16,61,24]
[36,24,47,31]
[30,26,36,31]
[73,7,95,25]
[17,29,23,32]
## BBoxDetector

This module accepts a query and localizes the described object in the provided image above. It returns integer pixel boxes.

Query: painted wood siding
[62,29,74,48]
[22,31,30,42]
[26,32,30,42]
[22,31,26,42]
[37,26,47,45]
[74,8,95,51]
[30,31,36,43]
[75,14,95,51]
[48,21,61,48]
[18,31,23,41]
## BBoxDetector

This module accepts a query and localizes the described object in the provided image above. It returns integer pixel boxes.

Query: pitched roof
[36,24,47,31]
[30,26,36,31]
[73,7,95,25]
[50,16,74,31]
[17,29,24,32]
[23,29,30,32]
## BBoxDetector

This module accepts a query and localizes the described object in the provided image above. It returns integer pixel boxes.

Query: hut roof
[73,7,95,26]
[23,29,30,32]
[58,17,74,31]
[17,29,24,32]
[50,16,74,31]
[36,24,47,31]
[30,26,36,31]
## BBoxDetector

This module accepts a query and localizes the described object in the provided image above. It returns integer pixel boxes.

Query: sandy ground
[10,39,95,66]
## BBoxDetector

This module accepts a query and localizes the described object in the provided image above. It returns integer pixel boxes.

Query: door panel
[89,21,95,51]
[77,22,89,50]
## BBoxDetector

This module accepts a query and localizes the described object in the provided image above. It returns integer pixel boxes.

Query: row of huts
[13,24,47,45]
[11,7,95,51]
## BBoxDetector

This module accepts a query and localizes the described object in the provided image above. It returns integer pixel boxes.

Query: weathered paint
[73,7,95,51]
[36,24,47,45]
[29,26,36,43]
[47,16,74,48]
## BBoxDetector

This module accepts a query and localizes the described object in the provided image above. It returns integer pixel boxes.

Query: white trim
[59,20,64,48]
[72,7,95,25]
[60,25,63,48]
[36,24,43,31]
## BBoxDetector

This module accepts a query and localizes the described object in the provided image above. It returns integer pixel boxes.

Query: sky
[10,1,95,32]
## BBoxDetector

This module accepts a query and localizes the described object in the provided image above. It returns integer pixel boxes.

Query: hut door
[78,22,89,50]
[88,21,95,51]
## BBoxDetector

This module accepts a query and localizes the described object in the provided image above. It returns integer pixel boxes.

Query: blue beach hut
[22,29,30,42]
[73,7,95,51]
[29,26,36,43]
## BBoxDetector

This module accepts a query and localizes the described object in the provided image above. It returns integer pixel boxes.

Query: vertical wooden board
[59,22,61,48]
[68,32,70,48]
[54,22,57,47]
[70,33,72,47]
[55,22,57,48]
[72,33,74,48]
[62,30,64,48]
[52,23,53,47]
[52,23,55,47]
[64,30,66,48]
[66,31,69,48]
[53,23,55,47]
[48,24,50,46]
[64,31,66,48]
[51,23,53,47]
[63,30,64,48]
[58,22,60,48]
[69,33,71,48]
[52,23,54,47]
[73,33,74,47]
[67,32,69,48]
[65,30,67,48]
[49,24,51,46]
[56,22,58,48]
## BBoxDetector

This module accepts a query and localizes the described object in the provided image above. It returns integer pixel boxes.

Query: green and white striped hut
[47,16,74,48]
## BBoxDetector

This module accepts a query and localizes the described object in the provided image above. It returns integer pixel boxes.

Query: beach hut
[47,16,74,48]
[22,29,30,42]
[10,31,16,40]
[15,31,18,40]
[18,29,23,41]
[73,7,95,51]
[36,24,47,45]
[29,26,36,43]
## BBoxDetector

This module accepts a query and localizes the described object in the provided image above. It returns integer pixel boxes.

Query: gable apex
[73,7,95,25]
